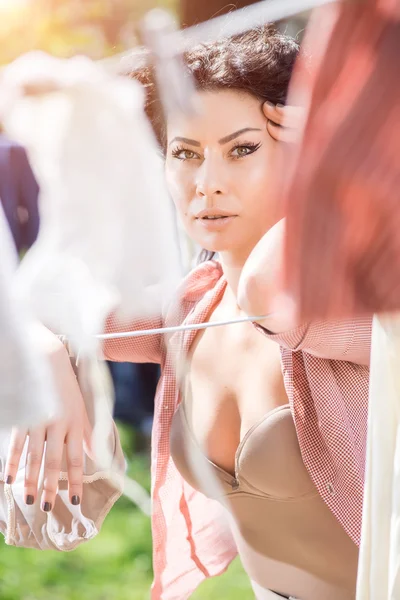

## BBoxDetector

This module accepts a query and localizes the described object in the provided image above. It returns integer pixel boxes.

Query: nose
[195,155,227,200]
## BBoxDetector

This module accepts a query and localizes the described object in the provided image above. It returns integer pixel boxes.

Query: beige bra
[170,402,358,600]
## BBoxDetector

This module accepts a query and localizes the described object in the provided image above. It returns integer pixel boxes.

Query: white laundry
[357,315,400,600]
[0,204,59,430]
[0,51,182,355]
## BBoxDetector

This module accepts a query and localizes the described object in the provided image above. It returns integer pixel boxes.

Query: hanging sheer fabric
[0,203,58,429]
[0,50,168,546]
[0,51,182,356]
[357,315,400,600]
[0,48,187,528]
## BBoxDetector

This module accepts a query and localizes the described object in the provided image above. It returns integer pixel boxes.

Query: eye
[230,142,261,159]
[232,146,252,157]
[171,147,200,161]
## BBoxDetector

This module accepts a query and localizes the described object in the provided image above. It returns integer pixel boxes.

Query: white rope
[178,0,333,49]
[96,314,270,340]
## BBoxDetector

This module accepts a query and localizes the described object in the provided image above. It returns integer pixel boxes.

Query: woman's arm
[238,220,372,366]
[6,310,164,512]
[5,324,92,510]
[253,319,372,366]
[102,311,163,364]
[238,220,292,333]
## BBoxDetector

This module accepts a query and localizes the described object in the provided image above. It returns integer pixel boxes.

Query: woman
[5,26,371,600]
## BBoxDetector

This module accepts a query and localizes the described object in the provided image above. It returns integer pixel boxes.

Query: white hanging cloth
[0,203,58,429]
[0,51,182,355]
[357,315,400,600]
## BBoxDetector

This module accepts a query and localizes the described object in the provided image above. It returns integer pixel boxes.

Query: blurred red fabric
[284,0,400,319]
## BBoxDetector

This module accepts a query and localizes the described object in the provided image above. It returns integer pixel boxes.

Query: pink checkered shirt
[103,260,371,600]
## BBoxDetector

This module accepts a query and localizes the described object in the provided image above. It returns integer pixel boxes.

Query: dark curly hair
[128,25,300,262]
[130,24,299,146]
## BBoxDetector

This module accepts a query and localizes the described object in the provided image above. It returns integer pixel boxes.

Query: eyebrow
[169,127,262,148]
[169,136,201,147]
[218,128,262,145]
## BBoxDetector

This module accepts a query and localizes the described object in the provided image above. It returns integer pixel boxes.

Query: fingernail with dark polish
[43,502,52,512]
[6,476,13,484]
[26,495,34,505]
[276,103,285,108]
[265,101,275,108]
[71,495,80,506]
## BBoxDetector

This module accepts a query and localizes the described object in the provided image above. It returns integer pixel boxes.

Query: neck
[218,251,248,298]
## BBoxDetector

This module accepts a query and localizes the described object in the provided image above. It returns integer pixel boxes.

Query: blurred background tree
[0,0,178,65]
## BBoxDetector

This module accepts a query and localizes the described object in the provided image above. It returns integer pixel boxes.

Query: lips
[195,214,237,231]
[195,209,237,220]
[200,215,230,220]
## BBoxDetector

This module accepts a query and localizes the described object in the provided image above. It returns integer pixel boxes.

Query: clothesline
[97,314,270,340]
[180,0,332,48]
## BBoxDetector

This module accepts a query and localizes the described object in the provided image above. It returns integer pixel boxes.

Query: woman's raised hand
[263,102,305,143]
[5,326,92,512]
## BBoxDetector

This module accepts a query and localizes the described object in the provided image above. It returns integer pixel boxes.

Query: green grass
[0,424,253,599]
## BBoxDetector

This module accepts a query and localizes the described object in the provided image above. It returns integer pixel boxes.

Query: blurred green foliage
[0,0,178,65]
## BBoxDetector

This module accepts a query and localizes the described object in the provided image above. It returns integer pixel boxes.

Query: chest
[190,316,283,395]
[183,305,288,473]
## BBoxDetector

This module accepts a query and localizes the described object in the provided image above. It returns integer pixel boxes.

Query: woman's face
[165,90,280,263]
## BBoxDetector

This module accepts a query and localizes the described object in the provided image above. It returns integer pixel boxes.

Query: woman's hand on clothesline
[5,328,93,512]
[263,102,305,143]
